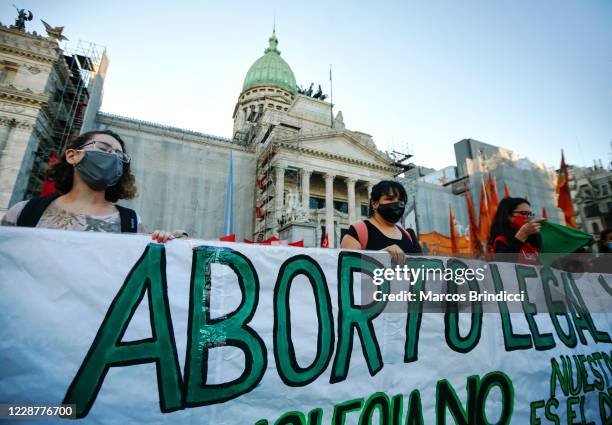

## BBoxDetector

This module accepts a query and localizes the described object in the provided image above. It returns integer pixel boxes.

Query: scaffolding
[252,124,308,241]
[25,40,105,197]
[254,135,277,241]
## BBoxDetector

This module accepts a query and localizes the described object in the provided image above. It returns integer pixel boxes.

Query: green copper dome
[242,30,297,94]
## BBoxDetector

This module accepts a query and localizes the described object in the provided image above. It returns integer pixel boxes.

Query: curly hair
[46,130,137,202]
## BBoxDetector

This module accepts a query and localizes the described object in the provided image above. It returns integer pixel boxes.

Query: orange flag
[464,184,482,254]
[477,182,491,244]
[487,175,500,221]
[503,183,511,199]
[321,233,329,248]
[449,205,459,255]
[556,151,576,228]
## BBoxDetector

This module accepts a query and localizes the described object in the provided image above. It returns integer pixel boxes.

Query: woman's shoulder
[1,200,29,226]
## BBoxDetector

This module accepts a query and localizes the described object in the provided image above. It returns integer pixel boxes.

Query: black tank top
[347,220,421,253]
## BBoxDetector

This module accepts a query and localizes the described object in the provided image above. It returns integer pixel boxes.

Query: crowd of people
[1,130,610,272]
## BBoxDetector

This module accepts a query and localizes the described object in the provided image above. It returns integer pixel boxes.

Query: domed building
[0,25,400,246]
[232,30,298,139]
[226,31,401,246]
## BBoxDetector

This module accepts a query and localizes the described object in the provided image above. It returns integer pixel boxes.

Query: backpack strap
[353,220,369,249]
[405,227,422,253]
[16,193,62,227]
[396,225,413,243]
[354,221,415,250]
[115,205,138,233]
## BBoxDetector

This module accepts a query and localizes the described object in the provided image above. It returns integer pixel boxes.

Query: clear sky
[2,0,611,170]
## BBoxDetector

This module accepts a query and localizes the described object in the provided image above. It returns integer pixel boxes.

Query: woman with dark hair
[488,197,544,264]
[341,180,421,263]
[2,130,181,242]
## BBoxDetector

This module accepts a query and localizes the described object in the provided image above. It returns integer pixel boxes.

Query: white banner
[0,227,611,424]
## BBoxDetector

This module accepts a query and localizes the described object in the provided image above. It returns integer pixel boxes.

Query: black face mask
[376,202,406,223]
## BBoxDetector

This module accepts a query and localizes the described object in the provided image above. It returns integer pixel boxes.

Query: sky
[2,0,611,170]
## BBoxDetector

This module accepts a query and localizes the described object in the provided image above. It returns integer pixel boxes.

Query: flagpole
[224,151,234,236]
[329,64,333,128]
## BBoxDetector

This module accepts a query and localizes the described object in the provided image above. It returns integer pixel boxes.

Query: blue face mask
[75,150,124,191]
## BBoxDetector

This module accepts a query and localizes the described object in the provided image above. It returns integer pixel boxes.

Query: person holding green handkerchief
[488,198,544,264]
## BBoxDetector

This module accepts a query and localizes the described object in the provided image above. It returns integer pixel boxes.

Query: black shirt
[346,220,421,253]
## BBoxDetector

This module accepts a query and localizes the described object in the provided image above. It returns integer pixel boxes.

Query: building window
[601,184,610,197]
[592,222,600,233]
[360,204,369,217]
[334,201,348,213]
[0,61,19,86]
[310,197,325,209]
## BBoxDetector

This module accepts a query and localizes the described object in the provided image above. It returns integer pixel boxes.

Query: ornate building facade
[92,31,400,246]
[0,20,106,212]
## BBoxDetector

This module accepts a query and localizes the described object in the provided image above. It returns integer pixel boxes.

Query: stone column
[366,181,374,198]
[275,165,285,226]
[301,168,312,220]
[324,173,335,248]
[346,177,356,224]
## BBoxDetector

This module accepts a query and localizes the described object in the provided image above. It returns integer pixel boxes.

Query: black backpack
[16,194,138,233]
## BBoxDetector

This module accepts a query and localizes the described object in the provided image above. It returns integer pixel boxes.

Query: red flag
[477,182,491,244]
[289,240,304,247]
[487,175,499,221]
[219,234,236,242]
[556,151,576,228]
[321,234,329,248]
[449,205,459,255]
[464,184,483,254]
[503,183,511,199]
[255,207,264,219]
[542,208,548,219]
[243,238,254,244]
[40,152,58,196]
[257,178,265,190]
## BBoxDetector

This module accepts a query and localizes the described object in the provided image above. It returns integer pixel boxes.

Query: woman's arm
[341,234,361,249]
[341,225,362,249]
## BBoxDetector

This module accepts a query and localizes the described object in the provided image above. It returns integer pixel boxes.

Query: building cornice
[96,112,253,152]
[0,85,48,107]
[276,141,400,173]
[281,130,394,165]
[0,26,59,64]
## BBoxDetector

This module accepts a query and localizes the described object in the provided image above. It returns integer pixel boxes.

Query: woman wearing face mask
[2,130,183,242]
[488,197,545,264]
[341,180,421,263]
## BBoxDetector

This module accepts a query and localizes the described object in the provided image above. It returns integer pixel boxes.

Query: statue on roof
[333,111,345,129]
[305,83,314,97]
[313,85,323,99]
[13,5,33,31]
[41,20,68,42]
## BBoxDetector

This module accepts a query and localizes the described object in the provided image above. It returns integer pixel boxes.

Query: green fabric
[539,221,592,266]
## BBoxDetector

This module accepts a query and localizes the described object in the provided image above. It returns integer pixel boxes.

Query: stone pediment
[266,95,292,105]
[279,130,394,169]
